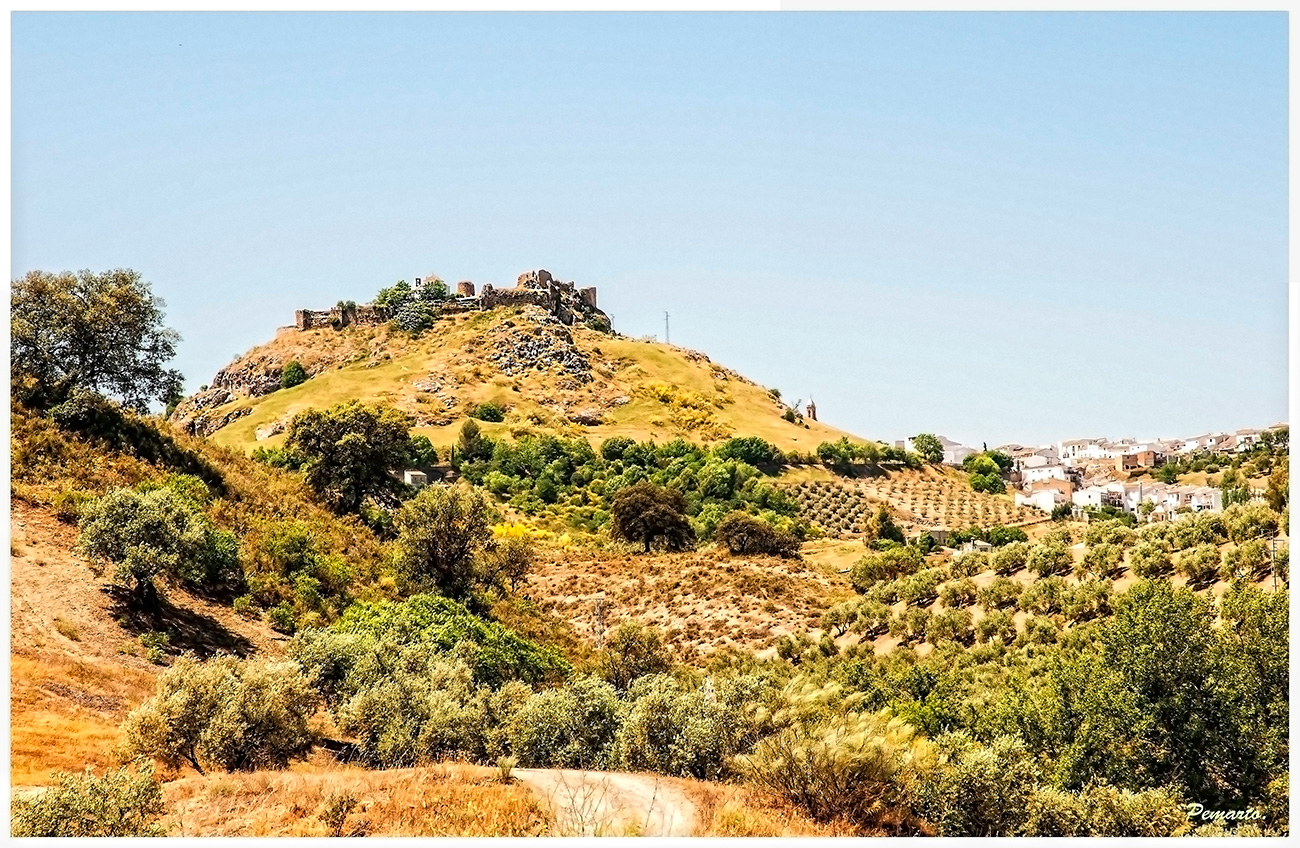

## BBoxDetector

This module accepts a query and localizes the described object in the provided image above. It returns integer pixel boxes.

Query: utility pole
[595,591,606,648]
[664,311,670,345]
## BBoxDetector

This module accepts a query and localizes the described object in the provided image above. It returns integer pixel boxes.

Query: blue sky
[11,12,1288,447]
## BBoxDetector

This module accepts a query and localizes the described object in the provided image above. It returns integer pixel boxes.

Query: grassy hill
[176,305,865,457]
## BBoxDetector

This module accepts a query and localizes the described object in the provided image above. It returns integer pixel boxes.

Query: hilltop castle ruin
[294,269,607,332]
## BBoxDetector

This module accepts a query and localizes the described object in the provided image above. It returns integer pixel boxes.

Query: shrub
[77,486,240,606]
[618,674,773,780]
[977,577,1021,611]
[927,608,975,645]
[315,594,569,689]
[392,485,494,597]
[1130,541,1173,579]
[737,709,930,826]
[280,360,308,389]
[470,402,506,423]
[1024,783,1189,837]
[714,511,799,557]
[1221,539,1270,581]
[914,734,1038,836]
[509,676,625,769]
[1177,544,1222,587]
[600,620,674,691]
[939,578,977,609]
[714,436,779,467]
[121,655,318,774]
[10,764,167,836]
[1026,543,1073,578]
[478,533,538,594]
[976,610,1017,645]
[862,504,906,546]
[992,542,1029,576]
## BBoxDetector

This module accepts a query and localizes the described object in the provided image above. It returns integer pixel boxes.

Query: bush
[509,675,625,769]
[600,620,674,691]
[280,360,308,389]
[914,734,1038,836]
[1022,784,1188,836]
[1026,543,1073,578]
[978,577,1021,611]
[714,436,779,467]
[121,655,318,774]
[927,608,975,645]
[10,764,167,836]
[1177,544,1222,587]
[470,402,506,423]
[939,578,978,609]
[618,674,773,780]
[737,709,929,826]
[77,486,240,605]
[392,485,494,597]
[714,511,799,557]
[976,610,1017,645]
[992,542,1029,576]
[1130,541,1173,579]
[315,594,569,689]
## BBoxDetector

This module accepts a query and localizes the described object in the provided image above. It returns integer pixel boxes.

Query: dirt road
[514,768,696,836]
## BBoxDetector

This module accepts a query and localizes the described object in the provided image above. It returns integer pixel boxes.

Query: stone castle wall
[294,269,602,332]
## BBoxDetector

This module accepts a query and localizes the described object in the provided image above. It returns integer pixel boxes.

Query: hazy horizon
[11,12,1288,447]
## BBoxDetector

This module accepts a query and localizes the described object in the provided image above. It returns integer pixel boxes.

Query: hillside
[172,304,863,457]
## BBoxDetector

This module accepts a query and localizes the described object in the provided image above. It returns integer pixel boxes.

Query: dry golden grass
[201,306,865,456]
[683,781,863,836]
[163,764,550,836]
[526,547,854,661]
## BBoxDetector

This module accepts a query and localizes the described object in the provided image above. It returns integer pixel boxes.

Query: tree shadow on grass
[105,585,255,659]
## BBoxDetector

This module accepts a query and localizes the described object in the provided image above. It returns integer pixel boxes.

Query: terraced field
[787,471,1044,537]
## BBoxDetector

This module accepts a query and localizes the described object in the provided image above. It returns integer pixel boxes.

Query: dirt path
[514,768,696,836]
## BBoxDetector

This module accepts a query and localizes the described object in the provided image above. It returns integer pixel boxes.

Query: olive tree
[121,655,318,774]
[392,484,494,597]
[11,268,183,411]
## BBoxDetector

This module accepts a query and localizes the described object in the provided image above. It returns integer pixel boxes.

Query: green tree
[392,485,494,597]
[11,268,183,411]
[600,620,675,691]
[863,503,906,546]
[713,511,799,557]
[609,481,696,553]
[457,418,493,463]
[122,655,318,774]
[283,401,419,513]
[280,360,308,389]
[912,433,945,464]
[77,487,239,607]
[1264,464,1289,512]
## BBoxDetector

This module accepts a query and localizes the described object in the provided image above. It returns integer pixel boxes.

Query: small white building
[1015,489,1059,512]
[1021,464,1069,484]
[404,469,428,488]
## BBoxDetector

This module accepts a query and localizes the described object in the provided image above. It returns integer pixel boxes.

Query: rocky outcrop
[177,405,252,438]
[485,307,594,384]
